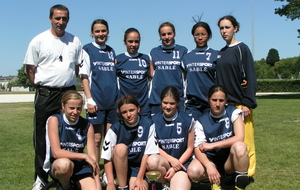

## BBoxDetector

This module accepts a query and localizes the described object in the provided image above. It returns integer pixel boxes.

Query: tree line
[256,49,300,79]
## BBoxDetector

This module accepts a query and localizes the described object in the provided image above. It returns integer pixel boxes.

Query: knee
[94,133,101,147]
[147,154,161,170]
[113,144,128,158]
[187,161,205,181]
[52,158,74,176]
[187,167,199,181]
[231,141,248,158]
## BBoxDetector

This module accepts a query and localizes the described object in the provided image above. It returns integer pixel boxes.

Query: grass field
[0,94,299,189]
[0,91,35,94]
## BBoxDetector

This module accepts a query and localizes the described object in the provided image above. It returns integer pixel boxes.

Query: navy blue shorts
[87,109,118,125]
[207,148,230,173]
[150,104,162,116]
[185,104,209,120]
[50,160,93,182]
[129,166,141,178]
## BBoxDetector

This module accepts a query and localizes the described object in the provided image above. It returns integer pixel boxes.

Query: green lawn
[0,91,35,94]
[0,94,299,189]
[247,94,300,189]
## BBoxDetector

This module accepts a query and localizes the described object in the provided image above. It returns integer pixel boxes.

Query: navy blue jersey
[153,111,193,161]
[101,116,158,167]
[216,42,257,108]
[149,45,187,105]
[116,53,150,115]
[49,113,90,163]
[82,43,118,110]
[182,47,218,107]
[195,106,242,158]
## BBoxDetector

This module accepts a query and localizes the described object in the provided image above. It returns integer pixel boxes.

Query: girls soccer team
[47,15,256,190]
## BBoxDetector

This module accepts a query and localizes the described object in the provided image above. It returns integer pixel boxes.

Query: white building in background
[0,75,29,92]
[11,86,30,91]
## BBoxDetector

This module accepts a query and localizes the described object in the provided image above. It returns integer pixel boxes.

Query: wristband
[87,98,97,106]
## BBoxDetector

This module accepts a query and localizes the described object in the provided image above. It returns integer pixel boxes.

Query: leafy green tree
[274,0,300,44]
[266,48,280,66]
[296,57,300,78]
[274,56,300,79]
[255,59,277,79]
[298,29,300,45]
[281,70,292,79]
[275,0,300,21]
[16,65,33,88]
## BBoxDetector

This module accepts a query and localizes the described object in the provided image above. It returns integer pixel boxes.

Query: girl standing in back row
[148,22,188,116]
[216,15,257,177]
[80,19,119,164]
[116,28,151,117]
[182,20,218,120]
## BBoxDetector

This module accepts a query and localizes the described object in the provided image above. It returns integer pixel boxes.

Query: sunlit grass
[0,94,299,189]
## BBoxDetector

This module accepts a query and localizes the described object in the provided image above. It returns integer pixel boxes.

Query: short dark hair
[160,86,180,104]
[191,21,212,39]
[49,4,69,19]
[124,28,140,42]
[91,19,109,33]
[117,95,140,119]
[158,22,176,35]
[207,84,228,99]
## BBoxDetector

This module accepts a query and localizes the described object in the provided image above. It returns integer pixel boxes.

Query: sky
[1,0,299,76]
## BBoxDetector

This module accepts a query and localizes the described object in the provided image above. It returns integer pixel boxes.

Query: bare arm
[81,74,98,113]
[86,125,100,174]
[104,160,116,190]
[25,65,36,87]
[86,125,101,189]
[81,75,92,99]
[178,126,194,166]
[159,148,185,171]
[131,154,149,190]
[158,126,194,172]
[149,60,155,78]
[194,147,220,183]
[199,114,244,151]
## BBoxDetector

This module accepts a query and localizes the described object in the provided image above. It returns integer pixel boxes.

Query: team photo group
[24,4,257,190]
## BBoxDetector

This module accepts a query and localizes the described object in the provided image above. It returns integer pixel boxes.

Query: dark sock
[235,171,249,189]
[118,185,129,190]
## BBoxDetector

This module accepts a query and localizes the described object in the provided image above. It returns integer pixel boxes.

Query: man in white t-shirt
[23,4,83,190]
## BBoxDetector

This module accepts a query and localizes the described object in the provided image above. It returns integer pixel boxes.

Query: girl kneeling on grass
[101,95,159,190]
[147,86,195,190]
[187,84,250,190]
[47,90,101,190]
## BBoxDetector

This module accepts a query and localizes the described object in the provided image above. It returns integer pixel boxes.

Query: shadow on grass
[256,94,300,99]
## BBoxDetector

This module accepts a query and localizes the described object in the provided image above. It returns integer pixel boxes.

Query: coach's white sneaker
[32,176,45,190]
[161,182,170,190]
[100,173,108,186]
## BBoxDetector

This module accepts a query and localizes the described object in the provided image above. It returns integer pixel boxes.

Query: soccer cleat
[211,183,222,190]
[162,182,170,190]
[32,176,45,190]
[235,174,249,189]
[235,186,245,190]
